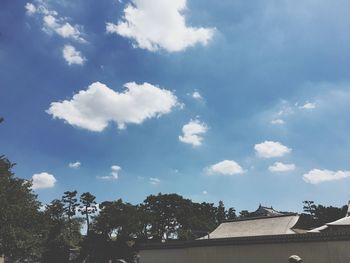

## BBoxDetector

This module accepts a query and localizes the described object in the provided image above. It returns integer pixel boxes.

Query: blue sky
[1,0,350,213]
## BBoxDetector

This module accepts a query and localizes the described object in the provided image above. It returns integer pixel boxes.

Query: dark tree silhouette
[217,200,226,223]
[227,207,237,220]
[62,190,79,240]
[79,192,98,235]
[46,199,65,221]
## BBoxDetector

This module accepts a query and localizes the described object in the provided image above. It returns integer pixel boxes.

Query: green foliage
[227,207,237,220]
[0,155,43,261]
[302,200,317,218]
[62,190,79,220]
[94,199,141,239]
[41,199,82,263]
[79,192,98,234]
[217,201,226,224]
[298,200,348,229]
[46,199,65,221]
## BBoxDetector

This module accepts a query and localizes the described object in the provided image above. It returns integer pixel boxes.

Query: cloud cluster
[32,172,57,190]
[25,1,86,65]
[179,119,207,146]
[43,15,85,43]
[47,82,179,131]
[206,160,244,176]
[268,162,295,172]
[303,169,350,184]
[106,0,214,52]
[62,45,86,65]
[255,141,291,158]
[25,2,86,42]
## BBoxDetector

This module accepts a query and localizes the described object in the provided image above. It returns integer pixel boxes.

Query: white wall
[140,240,350,263]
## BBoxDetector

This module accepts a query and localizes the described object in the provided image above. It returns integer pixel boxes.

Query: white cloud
[271,119,285,125]
[192,91,202,100]
[268,162,295,172]
[106,0,215,52]
[47,81,179,131]
[68,161,81,169]
[25,3,37,15]
[25,2,85,42]
[62,45,86,65]
[149,177,160,185]
[303,169,350,184]
[179,119,207,146]
[97,165,121,180]
[254,141,291,158]
[111,165,121,179]
[43,15,85,42]
[299,102,316,110]
[206,160,244,176]
[202,190,208,195]
[32,172,57,190]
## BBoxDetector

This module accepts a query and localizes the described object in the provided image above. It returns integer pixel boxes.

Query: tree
[41,198,82,263]
[79,192,98,235]
[94,199,142,239]
[303,200,316,218]
[227,207,237,220]
[62,190,79,239]
[46,199,65,221]
[0,156,44,261]
[142,193,188,241]
[80,199,142,262]
[298,201,348,229]
[217,201,226,223]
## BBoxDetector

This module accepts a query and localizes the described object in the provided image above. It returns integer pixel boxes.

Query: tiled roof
[201,215,300,239]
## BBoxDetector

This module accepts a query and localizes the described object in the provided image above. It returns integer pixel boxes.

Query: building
[139,204,350,263]
[200,214,300,239]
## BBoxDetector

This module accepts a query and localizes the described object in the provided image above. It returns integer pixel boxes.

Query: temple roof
[201,214,300,239]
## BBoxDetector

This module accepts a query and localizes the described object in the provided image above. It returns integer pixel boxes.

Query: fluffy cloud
[149,177,160,185]
[47,81,179,131]
[43,15,85,42]
[106,0,214,52]
[303,169,350,184]
[32,172,57,190]
[206,160,244,176]
[25,2,85,42]
[179,119,207,146]
[299,102,316,110]
[255,141,291,158]
[68,161,81,169]
[62,45,86,65]
[97,165,121,180]
[269,162,295,172]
